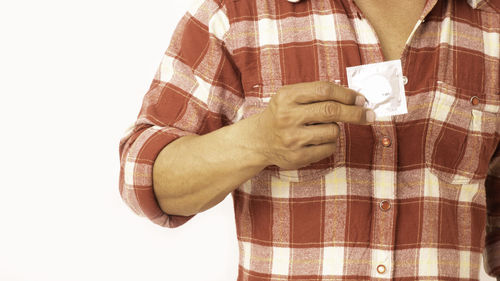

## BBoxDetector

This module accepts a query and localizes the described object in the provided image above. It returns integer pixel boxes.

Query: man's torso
[217,0,500,279]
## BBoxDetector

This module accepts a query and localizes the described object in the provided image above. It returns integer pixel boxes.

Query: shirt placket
[370,118,397,279]
[345,1,396,278]
[345,0,438,278]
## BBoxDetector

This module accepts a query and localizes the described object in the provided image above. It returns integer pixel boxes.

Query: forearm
[152,81,369,217]
[152,113,268,216]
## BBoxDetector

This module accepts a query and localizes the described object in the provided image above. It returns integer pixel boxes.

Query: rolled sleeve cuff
[120,125,197,228]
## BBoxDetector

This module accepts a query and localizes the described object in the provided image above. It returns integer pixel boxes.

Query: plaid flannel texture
[119,0,500,279]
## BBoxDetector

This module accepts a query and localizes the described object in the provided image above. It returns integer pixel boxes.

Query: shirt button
[470,96,480,106]
[381,137,392,147]
[380,200,391,211]
[377,264,386,274]
[402,76,408,85]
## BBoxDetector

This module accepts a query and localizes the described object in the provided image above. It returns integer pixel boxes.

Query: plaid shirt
[119,0,500,279]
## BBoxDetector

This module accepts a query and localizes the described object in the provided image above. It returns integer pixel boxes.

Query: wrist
[224,113,272,168]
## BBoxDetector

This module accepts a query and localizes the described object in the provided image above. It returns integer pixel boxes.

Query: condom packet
[346,60,408,118]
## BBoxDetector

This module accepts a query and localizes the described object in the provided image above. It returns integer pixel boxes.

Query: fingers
[301,142,337,163]
[264,80,375,170]
[299,101,375,125]
[280,81,365,105]
[299,123,340,146]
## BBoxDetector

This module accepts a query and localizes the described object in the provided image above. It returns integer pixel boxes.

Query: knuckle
[303,133,315,144]
[322,102,341,117]
[271,92,284,106]
[275,110,293,127]
[273,89,291,106]
[268,98,279,115]
[315,81,332,96]
[281,131,299,148]
[277,85,297,104]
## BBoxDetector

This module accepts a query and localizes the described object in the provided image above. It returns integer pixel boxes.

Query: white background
[0,0,495,280]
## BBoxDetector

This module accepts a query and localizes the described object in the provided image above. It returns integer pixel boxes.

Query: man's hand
[254,81,374,170]
[153,81,373,215]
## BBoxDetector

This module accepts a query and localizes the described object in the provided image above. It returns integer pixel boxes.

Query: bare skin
[153,82,372,216]
[152,0,425,217]
[353,0,427,60]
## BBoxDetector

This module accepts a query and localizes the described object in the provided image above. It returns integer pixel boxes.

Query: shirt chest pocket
[240,79,347,181]
[425,81,500,185]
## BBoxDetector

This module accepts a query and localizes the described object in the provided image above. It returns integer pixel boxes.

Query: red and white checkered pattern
[119,0,500,279]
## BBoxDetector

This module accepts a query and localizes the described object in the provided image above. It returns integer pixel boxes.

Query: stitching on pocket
[243,80,346,181]
[426,81,499,184]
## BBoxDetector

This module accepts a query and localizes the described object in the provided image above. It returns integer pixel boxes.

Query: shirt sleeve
[118,0,243,228]
[484,143,500,277]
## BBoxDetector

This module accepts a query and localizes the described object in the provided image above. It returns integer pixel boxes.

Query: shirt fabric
[118,0,500,279]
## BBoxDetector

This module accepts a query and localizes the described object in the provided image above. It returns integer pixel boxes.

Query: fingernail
[366,110,375,123]
[355,96,366,106]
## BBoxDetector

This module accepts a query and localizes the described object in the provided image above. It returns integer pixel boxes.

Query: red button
[377,264,386,274]
[470,96,480,106]
[380,200,391,211]
[382,137,392,147]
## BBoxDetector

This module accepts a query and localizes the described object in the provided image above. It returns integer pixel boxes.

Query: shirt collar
[285,0,498,11]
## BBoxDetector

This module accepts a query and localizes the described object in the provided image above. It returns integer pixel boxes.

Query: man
[119,0,500,279]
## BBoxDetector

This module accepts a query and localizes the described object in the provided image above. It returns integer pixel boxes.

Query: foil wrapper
[347,60,408,118]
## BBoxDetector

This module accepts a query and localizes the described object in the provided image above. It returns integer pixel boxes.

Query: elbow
[153,157,204,216]
[156,196,202,217]
[154,180,224,217]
